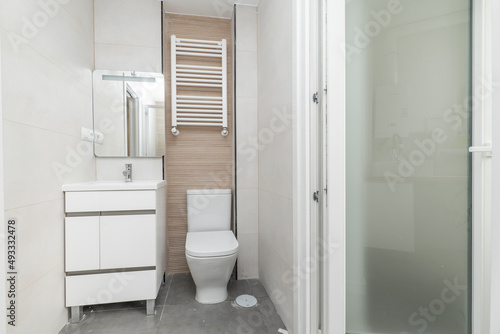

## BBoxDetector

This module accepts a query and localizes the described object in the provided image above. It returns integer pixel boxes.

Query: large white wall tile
[236,51,258,98]
[96,157,163,181]
[258,236,283,299]
[258,236,294,329]
[236,156,258,189]
[257,0,294,331]
[95,44,162,73]
[62,1,95,39]
[1,34,93,136]
[257,0,292,59]
[258,86,293,134]
[258,131,293,199]
[235,5,257,52]
[12,267,67,334]
[259,189,293,267]
[236,97,258,139]
[94,0,161,48]
[236,96,258,188]
[237,233,258,279]
[236,188,258,234]
[94,0,162,73]
[276,260,294,327]
[0,1,94,85]
[257,0,292,133]
[5,199,65,291]
[3,122,95,210]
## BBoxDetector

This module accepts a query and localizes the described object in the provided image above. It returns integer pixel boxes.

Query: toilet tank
[186,189,232,232]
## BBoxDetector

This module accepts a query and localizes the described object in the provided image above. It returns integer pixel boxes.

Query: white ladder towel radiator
[170,35,228,136]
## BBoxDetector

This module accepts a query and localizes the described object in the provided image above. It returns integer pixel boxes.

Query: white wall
[94,0,163,181]
[235,4,259,279]
[0,0,96,332]
[257,0,294,330]
[94,0,162,73]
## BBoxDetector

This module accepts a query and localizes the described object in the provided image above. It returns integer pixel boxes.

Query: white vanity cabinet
[62,181,167,322]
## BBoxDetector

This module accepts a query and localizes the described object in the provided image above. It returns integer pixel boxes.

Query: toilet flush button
[235,294,258,308]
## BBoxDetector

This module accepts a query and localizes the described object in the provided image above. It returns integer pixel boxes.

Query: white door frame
[293,0,331,331]
[314,0,494,333]
[471,0,493,333]
[489,1,500,332]
[323,0,346,332]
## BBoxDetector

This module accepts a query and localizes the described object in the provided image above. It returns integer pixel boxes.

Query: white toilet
[185,189,239,304]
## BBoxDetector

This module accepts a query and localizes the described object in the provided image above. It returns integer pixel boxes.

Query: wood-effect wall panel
[164,14,234,273]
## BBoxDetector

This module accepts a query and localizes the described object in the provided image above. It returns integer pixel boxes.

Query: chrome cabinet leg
[70,306,83,323]
[146,299,155,316]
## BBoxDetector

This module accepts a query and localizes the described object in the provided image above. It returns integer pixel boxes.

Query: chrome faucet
[122,164,132,182]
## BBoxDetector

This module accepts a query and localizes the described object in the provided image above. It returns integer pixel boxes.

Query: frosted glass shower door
[345,1,472,333]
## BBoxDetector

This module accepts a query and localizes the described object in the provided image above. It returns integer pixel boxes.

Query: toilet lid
[186,231,239,257]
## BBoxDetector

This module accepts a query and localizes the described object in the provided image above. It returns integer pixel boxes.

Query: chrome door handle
[469,143,493,157]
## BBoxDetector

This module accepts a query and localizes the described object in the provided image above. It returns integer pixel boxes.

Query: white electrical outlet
[94,130,104,144]
[81,127,94,142]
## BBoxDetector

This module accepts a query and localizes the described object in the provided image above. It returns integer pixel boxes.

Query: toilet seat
[186,231,238,257]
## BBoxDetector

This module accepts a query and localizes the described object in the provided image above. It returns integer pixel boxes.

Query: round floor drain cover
[235,294,258,308]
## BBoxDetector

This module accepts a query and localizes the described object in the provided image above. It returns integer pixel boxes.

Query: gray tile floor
[59,274,287,334]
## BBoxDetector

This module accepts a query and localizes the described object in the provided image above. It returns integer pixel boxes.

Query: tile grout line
[156,275,174,332]
[155,303,166,334]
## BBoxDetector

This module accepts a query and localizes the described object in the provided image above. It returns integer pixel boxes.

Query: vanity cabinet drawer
[100,214,156,269]
[66,270,157,307]
[65,217,100,272]
[65,191,156,213]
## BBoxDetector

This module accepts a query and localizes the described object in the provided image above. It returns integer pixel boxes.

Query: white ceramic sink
[62,180,166,192]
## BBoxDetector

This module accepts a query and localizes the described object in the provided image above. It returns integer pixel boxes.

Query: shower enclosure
[345,0,472,333]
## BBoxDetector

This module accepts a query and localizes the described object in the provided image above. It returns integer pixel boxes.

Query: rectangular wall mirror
[93,70,166,157]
